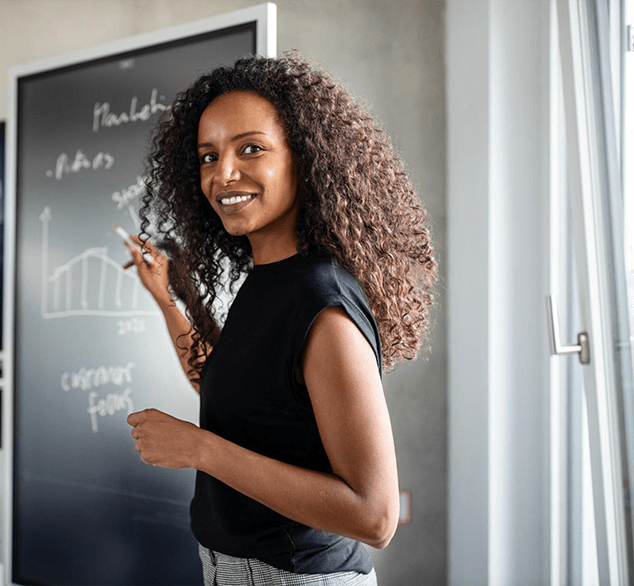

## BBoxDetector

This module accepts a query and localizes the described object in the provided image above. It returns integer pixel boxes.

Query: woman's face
[197,91,299,256]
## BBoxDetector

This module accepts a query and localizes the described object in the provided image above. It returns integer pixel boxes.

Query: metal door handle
[545,295,590,364]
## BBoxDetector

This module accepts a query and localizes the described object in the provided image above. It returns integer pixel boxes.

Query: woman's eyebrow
[233,130,267,141]
[197,131,267,149]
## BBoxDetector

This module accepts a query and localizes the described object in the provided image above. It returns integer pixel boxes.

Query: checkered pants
[199,545,378,586]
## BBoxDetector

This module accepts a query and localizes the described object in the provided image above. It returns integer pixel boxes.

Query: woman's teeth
[221,194,254,206]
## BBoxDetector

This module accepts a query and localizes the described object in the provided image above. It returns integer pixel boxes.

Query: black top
[190,252,382,574]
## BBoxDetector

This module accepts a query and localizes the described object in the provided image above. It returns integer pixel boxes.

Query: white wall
[0,1,447,584]
[447,1,552,584]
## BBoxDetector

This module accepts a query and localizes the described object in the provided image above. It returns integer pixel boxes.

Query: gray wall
[0,1,447,584]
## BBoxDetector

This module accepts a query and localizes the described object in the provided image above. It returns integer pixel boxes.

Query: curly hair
[140,51,436,378]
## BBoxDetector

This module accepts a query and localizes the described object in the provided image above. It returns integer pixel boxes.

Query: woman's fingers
[128,234,165,266]
[129,233,155,252]
[122,239,143,264]
[119,235,171,304]
[120,235,157,266]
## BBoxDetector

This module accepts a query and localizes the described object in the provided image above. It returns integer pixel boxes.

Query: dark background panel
[13,22,257,586]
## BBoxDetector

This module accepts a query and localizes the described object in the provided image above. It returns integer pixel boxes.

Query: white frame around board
[1,3,276,583]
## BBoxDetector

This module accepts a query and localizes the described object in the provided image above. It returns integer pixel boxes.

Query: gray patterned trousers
[199,545,378,586]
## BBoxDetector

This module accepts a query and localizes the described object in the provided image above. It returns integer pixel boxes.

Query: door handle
[545,295,590,364]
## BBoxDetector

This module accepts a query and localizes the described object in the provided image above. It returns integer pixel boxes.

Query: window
[553,0,634,583]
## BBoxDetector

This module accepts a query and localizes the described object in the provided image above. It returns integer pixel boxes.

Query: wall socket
[399,490,412,524]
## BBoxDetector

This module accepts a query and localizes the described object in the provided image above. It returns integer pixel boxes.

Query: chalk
[113,225,153,264]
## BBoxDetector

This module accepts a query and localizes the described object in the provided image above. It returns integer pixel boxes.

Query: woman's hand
[127,409,202,468]
[121,232,208,389]
[122,235,172,307]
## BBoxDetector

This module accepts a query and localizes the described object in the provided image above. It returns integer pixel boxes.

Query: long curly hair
[140,52,436,378]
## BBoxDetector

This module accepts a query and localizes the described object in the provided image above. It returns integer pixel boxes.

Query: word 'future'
[47,150,114,180]
[93,88,169,133]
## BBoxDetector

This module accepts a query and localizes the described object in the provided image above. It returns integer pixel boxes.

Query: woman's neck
[249,233,299,266]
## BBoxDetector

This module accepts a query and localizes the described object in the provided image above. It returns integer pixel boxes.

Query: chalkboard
[4,5,276,585]
[1,121,5,350]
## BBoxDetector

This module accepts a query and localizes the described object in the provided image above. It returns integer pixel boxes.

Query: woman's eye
[200,153,217,164]
[243,144,262,155]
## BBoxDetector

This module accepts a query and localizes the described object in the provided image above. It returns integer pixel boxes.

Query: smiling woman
[197,91,299,262]
[123,52,436,586]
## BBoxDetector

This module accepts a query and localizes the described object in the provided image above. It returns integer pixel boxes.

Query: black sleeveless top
[190,252,381,574]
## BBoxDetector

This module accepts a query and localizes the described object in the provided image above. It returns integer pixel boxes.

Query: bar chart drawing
[40,206,160,319]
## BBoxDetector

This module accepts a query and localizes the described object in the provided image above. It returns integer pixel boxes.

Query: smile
[220,193,256,206]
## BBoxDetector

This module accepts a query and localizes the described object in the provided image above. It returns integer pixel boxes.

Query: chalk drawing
[40,207,159,319]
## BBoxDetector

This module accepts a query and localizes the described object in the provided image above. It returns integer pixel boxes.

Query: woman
[126,52,436,585]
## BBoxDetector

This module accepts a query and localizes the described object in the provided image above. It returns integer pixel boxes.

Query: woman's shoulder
[292,253,368,307]
[292,251,347,283]
[293,252,382,370]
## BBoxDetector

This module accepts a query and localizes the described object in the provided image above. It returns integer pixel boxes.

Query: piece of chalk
[115,225,130,241]
[113,224,153,264]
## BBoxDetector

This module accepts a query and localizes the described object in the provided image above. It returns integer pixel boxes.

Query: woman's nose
[214,153,240,185]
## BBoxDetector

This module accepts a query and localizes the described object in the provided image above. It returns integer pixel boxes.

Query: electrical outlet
[399,490,412,524]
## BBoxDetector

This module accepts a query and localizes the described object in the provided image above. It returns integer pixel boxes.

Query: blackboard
[1,121,5,349]
[4,5,275,585]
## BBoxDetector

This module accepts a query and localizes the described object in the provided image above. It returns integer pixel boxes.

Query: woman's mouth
[220,193,255,206]
[215,192,257,214]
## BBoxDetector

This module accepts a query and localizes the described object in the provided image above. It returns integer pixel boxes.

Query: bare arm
[123,235,209,391]
[128,306,400,548]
